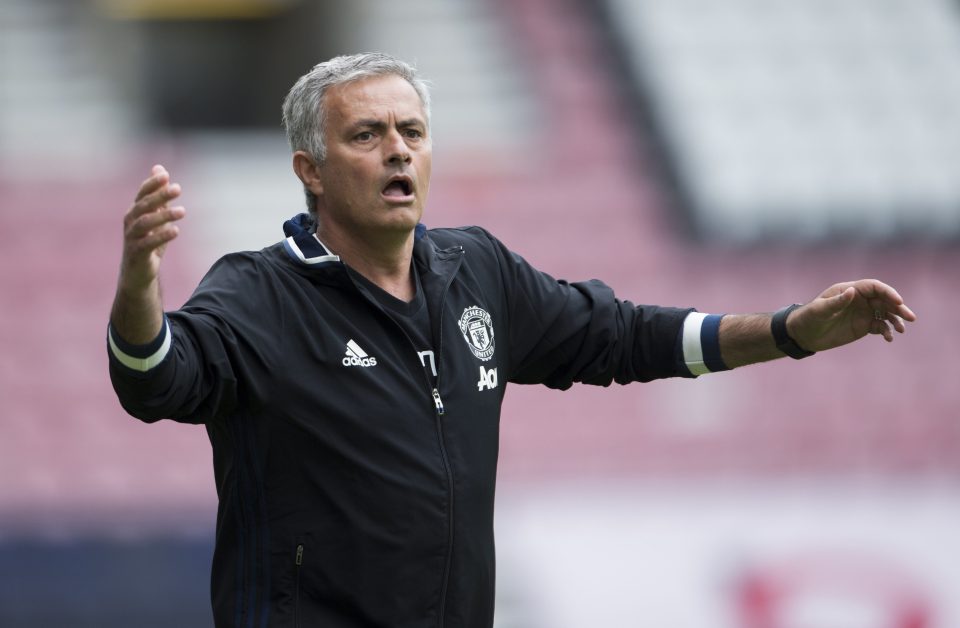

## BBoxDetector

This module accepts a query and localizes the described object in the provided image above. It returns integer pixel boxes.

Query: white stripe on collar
[284,233,341,265]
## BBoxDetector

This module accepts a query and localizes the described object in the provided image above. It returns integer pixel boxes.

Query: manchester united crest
[458,305,495,361]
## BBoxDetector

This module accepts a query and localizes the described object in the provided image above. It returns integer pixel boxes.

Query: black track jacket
[108,215,694,628]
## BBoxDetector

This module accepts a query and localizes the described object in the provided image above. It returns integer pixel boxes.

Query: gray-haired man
[108,53,916,627]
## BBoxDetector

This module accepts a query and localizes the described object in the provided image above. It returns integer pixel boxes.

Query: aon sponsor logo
[477,366,498,391]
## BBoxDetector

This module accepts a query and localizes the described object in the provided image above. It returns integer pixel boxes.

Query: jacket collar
[281,213,443,268]
[283,232,341,265]
[282,214,340,265]
[278,215,463,330]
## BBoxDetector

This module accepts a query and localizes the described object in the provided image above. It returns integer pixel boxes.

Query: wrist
[111,275,164,345]
[771,304,815,359]
[116,268,159,298]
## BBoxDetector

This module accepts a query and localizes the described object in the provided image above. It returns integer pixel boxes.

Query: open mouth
[382,176,414,199]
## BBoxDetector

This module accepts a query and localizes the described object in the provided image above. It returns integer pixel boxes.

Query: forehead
[324,74,427,126]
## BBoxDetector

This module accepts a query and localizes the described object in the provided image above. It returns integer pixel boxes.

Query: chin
[382,206,423,230]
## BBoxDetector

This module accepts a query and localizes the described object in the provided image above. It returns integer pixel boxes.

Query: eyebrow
[348,118,426,132]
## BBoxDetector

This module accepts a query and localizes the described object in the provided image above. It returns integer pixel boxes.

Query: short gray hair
[282,53,432,212]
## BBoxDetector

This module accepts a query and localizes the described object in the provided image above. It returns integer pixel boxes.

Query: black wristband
[771,304,815,359]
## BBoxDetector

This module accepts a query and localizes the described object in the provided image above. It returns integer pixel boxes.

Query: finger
[887,313,907,334]
[857,279,906,307]
[870,318,894,342]
[128,182,182,222]
[870,321,892,342]
[893,303,917,322]
[821,286,856,314]
[876,290,914,319]
[129,223,180,254]
[135,167,170,202]
[809,286,857,316]
[874,311,907,334]
[867,299,916,325]
[127,205,186,239]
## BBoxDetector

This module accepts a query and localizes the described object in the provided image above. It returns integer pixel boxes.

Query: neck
[317,224,417,302]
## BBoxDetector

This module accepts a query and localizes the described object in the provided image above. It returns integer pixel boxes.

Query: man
[108,53,916,627]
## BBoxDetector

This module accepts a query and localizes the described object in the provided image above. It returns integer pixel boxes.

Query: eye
[354,131,374,142]
[403,128,423,140]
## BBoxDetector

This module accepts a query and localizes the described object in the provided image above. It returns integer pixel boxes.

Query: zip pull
[432,388,445,416]
[295,544,303,566]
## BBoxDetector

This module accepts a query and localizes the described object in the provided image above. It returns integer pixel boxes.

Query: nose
[383,128,411,165]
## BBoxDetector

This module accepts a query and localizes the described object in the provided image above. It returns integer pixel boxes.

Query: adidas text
[343,355,378,368]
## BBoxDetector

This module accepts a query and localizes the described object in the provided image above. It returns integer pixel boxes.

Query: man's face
[314,74,432,240]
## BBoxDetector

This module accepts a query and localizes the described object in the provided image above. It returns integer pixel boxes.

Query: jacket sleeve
[108,253,279,425]
[480,230,695,389]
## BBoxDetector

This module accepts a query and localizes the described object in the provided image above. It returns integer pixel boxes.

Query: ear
[292,151,324,196]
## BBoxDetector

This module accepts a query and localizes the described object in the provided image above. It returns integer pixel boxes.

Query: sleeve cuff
[107,317,172,372]
[679,312,729,376]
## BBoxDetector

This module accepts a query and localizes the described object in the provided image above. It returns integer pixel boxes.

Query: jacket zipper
[433,400,455,628]
[341,247,462,627]
[431,253,459,628]
[294,543,303,628]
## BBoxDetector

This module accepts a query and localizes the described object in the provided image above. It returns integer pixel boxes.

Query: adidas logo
[342,339,378,368]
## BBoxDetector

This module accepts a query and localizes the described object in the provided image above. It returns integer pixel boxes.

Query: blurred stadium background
[1,0,959,625]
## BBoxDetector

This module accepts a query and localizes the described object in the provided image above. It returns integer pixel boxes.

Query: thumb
[825,286,856,313]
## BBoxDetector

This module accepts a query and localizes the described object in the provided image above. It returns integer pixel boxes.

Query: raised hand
[111,165,186,344]
[119,165,186,292]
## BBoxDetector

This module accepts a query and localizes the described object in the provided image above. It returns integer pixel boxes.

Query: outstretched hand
[788,279,917,353]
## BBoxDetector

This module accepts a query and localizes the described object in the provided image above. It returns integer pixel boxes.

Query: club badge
[458,305,495,362]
